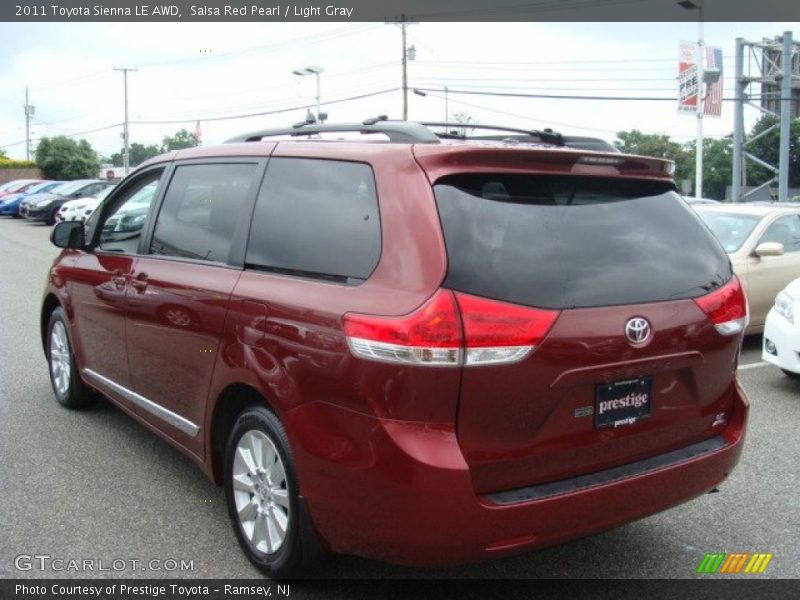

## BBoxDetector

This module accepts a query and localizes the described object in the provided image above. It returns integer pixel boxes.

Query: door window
[95,172,162,254]
[760,215,800,253]
[149,163,258,263]
[246,158,381,283]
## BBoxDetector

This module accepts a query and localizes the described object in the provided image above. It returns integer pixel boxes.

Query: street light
[292,65,324,123]
[678,0,705,200]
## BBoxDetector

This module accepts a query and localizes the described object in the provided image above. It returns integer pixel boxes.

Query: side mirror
[51,221,85,249]
[754,242,785,257]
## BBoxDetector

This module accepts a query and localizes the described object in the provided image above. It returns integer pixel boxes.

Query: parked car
[54,185,117,224]
[20,179,113,224]
[763,277,800,377]
[694,204,800,334]
[43,120,749,577]
[0,181,64,217]
[0,179,43,198]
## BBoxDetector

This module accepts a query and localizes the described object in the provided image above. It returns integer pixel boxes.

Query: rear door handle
[131,272,149,292]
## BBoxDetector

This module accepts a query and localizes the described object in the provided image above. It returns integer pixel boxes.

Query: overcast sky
[0,20,797,159]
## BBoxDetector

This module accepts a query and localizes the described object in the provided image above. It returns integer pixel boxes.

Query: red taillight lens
[693,275,749,335]
[455,292,560,365]
[343,290,560,367]
[343,289,462,366]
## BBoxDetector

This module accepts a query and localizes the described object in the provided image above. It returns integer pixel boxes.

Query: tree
[745,115,800,189]
[0,148,7,159]
[108,142,161,167]
[614,129,693,183]
[684,137,733,200]
[35,136,101,180]
[161,129,199,152]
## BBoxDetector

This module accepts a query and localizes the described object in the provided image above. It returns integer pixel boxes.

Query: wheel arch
[209,383,277,485]
[40,293,62,356]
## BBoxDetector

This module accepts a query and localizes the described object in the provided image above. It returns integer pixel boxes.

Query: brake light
[693,276,749,335]
[455,293,560,365]
[343,290,560,367]
[344,289,462,366]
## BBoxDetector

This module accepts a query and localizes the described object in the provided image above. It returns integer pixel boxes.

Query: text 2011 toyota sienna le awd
[42,120,749,577]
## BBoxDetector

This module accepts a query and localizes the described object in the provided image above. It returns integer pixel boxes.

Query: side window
[761,215,800,253]
[246,158,381,283]
[149,163,257,263]
[96,173,162,254]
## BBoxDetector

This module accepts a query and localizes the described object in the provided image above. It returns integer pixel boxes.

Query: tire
[48,208,58,226]
[46,307,92,409]
[224,406,318,578]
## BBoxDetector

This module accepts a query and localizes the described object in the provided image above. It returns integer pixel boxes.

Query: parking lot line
[738,361,768,371]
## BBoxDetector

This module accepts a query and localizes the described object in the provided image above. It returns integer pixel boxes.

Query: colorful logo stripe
[697,553,773,574]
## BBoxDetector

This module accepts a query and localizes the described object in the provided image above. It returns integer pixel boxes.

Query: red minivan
[42,120,749,577]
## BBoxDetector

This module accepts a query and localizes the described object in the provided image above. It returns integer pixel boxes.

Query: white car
[55,185,116,224]
[763,277,800,378]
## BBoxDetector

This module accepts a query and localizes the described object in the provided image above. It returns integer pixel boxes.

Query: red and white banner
[678,41,699,113]
[678,41,724,117]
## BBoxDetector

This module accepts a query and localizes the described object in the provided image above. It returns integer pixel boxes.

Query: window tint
[97,174,161,254]
[760,215,800,252]
[149,163,257,263]
[434,174,732,310]
[246,158,380,283]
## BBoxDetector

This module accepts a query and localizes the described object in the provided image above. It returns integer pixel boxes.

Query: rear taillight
[694,275,749,335]
[455,293,560,365]
[344,289,462,366]
[343,290,560,367]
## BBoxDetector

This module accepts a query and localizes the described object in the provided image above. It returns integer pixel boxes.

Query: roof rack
[225,117,572,147]
[421,122,564,146]
[225,117,441,144]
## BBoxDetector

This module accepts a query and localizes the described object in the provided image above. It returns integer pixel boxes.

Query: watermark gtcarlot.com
[14,554,194,573]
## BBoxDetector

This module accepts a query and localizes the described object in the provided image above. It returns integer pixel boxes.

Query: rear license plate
[595,377,651,429]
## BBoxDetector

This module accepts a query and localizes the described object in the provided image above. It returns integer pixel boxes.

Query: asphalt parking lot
[0,216,798,580]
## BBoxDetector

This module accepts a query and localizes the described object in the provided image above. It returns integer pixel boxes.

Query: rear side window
[246,158,380,283]
[149,163,258,263]
[434,174,731,309]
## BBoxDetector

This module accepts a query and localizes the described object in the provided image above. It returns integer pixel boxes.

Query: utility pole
[401,16,409,120]
[114,66,138,175]
[386,14,417,120]
[24,88,34,161]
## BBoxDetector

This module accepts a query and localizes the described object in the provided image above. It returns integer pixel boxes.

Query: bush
[35,136,101,180]
[0,158,37,168]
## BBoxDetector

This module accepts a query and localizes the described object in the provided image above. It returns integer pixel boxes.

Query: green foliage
[34,136,101,180]
[746,115,800,188]
[0,158,37,168]
[108,142,162,167]
[684,137,733,200]
[614,129,693,183]
[161,129,199,152]
[0,148,7,159]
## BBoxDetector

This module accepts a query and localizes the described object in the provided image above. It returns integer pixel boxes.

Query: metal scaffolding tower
[732,31,799,202]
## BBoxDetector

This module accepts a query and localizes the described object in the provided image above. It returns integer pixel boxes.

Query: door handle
[131,272,149,292]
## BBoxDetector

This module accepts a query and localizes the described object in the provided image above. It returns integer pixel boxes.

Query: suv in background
[43,119,749,577]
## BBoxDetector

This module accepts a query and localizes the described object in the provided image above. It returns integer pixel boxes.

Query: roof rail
[422,122,564,146]
[225,118,441,144]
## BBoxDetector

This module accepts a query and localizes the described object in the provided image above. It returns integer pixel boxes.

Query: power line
[0,123,122,149]
[414,87,680,101]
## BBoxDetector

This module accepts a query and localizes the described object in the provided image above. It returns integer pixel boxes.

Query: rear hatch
[430,169,745,494]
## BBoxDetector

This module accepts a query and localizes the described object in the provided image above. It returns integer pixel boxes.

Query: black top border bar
[3,0,800,22]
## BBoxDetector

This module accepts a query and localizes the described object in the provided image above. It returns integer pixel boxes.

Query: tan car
[695,204,800,334]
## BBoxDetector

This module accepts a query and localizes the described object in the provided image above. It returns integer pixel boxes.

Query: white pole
[695,8,704,200]
[315,71,321,121]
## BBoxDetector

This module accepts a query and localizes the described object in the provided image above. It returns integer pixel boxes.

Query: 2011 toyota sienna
[42,119,749,577]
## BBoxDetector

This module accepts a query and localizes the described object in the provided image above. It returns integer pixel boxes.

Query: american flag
[704,46,723,117]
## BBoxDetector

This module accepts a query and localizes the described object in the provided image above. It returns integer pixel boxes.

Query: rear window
[434,174,731,309]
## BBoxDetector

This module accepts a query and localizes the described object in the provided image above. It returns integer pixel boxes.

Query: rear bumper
[288,381,748,567]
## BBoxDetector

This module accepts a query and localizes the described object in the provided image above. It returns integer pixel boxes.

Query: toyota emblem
[625,317,651,345]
